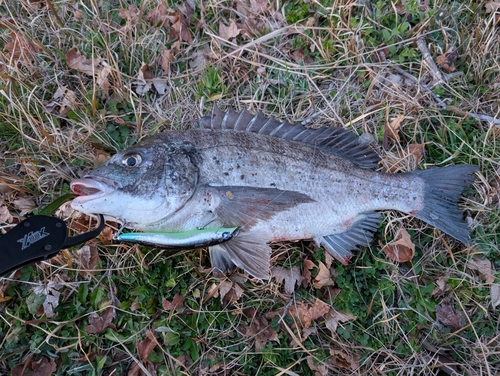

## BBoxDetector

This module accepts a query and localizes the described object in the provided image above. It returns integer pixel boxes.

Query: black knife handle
[0,215,68,277]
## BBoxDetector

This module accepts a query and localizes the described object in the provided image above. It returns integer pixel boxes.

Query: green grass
[1,0,499,375]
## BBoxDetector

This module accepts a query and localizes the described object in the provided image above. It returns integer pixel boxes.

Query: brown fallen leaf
[119,5,140,33]
[134,63,167,95]
[98,226,115,245]
[313,261,335,289]
[66,48,105,76]
[288,298,330,328]
[491,284,500,308]
[272,265,303,294]
[467,257,495,284]
[77,242,100,277]
[245,316,279,351]
[161,46,175,74]
[382,227,415,263]
[306,356,329,376]
[485,1,500,14]
[137,330,159,361]
[435,297,463,330]
[250,0,273,14]
[386,114,404,142]
[329,348,360,370]
[85,306,116,334]
[11,357,57,376]
[0,205,13,224]
[44,86,78,116]
[302,258,315,287]
[371,43,390,62]
[168,10,193,43]
[219,20,240,40]
[4,31,40,68]
[325,309,357,337]
[162,293,185,311]
[436,47,458,72]
[380,143,425,173]
[219,280,244,304]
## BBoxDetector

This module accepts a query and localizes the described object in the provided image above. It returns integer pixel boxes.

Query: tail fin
[409,164,478,245]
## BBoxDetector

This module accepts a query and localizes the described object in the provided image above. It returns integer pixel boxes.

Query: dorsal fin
[196,106,379,169]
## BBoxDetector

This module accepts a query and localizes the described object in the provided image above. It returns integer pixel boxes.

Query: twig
[416,37,445,87]
[444,105,500,126]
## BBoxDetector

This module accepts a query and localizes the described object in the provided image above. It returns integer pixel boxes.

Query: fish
[116,227,238,249]
[70,106,478,279]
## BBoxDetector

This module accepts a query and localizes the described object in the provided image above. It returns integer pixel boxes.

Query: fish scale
[70,107,478,279]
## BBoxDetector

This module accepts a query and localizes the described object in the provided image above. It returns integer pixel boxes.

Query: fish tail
[409,164,478,245]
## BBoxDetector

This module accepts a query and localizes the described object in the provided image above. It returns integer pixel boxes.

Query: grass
[0,0,499,375]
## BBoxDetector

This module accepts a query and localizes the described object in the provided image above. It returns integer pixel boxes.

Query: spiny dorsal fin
[196,105,379,169]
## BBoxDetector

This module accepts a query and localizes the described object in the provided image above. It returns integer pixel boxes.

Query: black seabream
[70,107,477,279]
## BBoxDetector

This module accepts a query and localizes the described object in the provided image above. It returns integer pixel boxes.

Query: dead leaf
[250,0,272,14]
[13,196,36,216]
[371,43,390,62]
[134,63,167,95]
[219,20,240,40]
[66,48,104,76]
[219,280,244,304]
[85,306,116,334]
[245,316,279,351]
[485,2,500,13]
[44,86,78,116]
[119,5,140,32]
[161,46,175,74]
[96,66,111,97]
[77,242,100,277]
[302,259,315,287]
[383,227,415,262]
[288,298,330,328]
[435,298,463,330]
[178,1,195,19]
[380,143,425,173]
[98,226,115,245]
[387,114,404,142]
[11,357,57,376]
[168,10,193,43]
[0,205,13,224]
[437,47,458,72]
[491,284,500,308]
[325,309,357,337]
[272,266,303,294]
[31,279,64,318]
[162,293,185,311]
[4,31,40,68]
[467,257,495,284]
[329,348,360,370]
[203,282,219,302]
[313,261,335,289]
[306,356,329,376]
[137,330,159,361]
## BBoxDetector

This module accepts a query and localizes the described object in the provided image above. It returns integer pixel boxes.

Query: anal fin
[318,212,380,265]
[209,232,271,280]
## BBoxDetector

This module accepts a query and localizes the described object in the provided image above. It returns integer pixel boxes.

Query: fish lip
[70,176,120,204]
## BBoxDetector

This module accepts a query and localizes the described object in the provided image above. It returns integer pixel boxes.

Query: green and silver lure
[116,227,238,249]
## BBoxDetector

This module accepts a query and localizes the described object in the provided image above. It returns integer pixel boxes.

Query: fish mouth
[70,176,118,204]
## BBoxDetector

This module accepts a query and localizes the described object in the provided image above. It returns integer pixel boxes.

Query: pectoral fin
[318,212,380,265]
[209,232,271,280]
[207,185,314,228]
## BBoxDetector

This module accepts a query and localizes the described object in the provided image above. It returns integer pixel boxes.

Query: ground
[0,0,499,375]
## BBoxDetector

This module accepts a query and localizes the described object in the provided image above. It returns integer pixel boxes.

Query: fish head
[70,137,199,226]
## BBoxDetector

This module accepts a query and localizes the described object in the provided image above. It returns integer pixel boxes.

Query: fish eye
[122,153,142,167]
